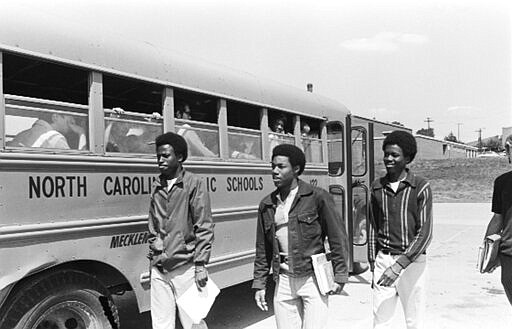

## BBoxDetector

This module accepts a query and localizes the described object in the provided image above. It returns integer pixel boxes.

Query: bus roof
[0,7,350,120]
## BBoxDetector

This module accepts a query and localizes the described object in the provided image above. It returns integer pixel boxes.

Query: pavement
[122,203,512,329]
[245,203,512,329]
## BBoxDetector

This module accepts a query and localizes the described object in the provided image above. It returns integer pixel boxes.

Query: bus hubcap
[34,301,97,329]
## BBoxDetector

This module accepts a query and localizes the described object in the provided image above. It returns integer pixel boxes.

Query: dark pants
[500,254,512,305]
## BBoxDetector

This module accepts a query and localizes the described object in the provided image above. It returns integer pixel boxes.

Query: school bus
[0,8,373,329]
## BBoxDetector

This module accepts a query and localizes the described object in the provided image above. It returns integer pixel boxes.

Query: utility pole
[457,123,463,141]
[424,117,434,129]
[475,128,484,150]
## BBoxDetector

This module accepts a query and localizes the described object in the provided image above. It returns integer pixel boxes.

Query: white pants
[372,251,427,329]
[274,273,329,329]
[150,264,207,329]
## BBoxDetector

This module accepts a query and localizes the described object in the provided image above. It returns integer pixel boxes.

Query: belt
[380,250,401,255]
[280,255,289,264]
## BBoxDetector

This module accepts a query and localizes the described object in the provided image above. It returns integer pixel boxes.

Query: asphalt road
[118,203,512,329]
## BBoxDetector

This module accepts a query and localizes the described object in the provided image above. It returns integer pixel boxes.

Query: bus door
[349,119,374,274]
[326,120,349,261]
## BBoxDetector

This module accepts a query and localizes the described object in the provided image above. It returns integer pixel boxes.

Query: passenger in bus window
[105,108,162,153]
[148,132,214,329]
[301,122,311,138]
[270,117,286,134]
[104,107,125,152]
[175,103,217,157]
[230,135,259,160]
[301,123,322,162]
[253,144,349,329]
[301,123,313,161]
[269,117,287,151]
[368,131,432,329]
[8,112,86,150]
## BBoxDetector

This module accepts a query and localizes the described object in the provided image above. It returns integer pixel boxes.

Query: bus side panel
[0,158,329,312]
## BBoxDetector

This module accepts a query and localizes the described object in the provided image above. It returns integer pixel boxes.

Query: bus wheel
[0,270,119,329]
[351,262,369,275]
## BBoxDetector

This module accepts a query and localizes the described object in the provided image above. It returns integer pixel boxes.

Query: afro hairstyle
[382,130,417,163]
[155,132,188,162]
[272,144,306,176]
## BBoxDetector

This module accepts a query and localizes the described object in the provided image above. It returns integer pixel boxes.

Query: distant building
[414,134,478,159]
[351,115,478,160]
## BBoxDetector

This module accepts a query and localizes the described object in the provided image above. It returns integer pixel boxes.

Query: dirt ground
[374,157,511,203]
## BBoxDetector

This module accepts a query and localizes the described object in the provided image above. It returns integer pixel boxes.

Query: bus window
[268,110,295,151]
[300,117,323,163]
[103,75,164,154]
[227,101,262,160]
[327,122,344,176]
[329,185,345,223]
[3,53,89,150]
[174,90,219,158]
[352,127,367,176]
[352,184,368,246]
[104,108,162,154]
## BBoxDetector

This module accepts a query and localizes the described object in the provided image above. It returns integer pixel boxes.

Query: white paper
[176,279,220,328]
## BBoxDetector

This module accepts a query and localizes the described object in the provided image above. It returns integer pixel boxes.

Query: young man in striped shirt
[369,130,433,329]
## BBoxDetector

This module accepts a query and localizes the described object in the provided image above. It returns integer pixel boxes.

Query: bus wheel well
[13,260,133,298]
[58,260,134,294]
[0,268,120,329]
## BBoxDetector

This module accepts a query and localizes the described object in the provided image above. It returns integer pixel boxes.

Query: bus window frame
[227,125,263,161]
[351,126,368,177]
[103,107,163,156]
[4,94,90,154]
[352,183,369,247]
[327,121,345,177]
[300,115,325,164]
[329,184,346,223]
[175,117,220,159]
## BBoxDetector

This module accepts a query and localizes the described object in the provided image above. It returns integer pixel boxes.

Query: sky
[9,0,512,143]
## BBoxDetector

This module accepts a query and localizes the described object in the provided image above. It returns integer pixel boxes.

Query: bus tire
[351,262,369,275]
[0,269,119,329]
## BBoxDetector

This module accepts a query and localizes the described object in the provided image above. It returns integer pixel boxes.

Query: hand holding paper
[176,279,220,329]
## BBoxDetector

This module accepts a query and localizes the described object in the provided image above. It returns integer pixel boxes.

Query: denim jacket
[252,180,349,290]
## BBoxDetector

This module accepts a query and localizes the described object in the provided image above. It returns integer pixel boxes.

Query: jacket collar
[373,168,417,190]
[154,166,186,188]
[262,179,314,206]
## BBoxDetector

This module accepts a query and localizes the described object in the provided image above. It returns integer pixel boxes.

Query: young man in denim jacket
[252,144,349,329]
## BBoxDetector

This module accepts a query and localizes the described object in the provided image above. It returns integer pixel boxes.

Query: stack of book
[477,233,501,273]
[311,253,336,295]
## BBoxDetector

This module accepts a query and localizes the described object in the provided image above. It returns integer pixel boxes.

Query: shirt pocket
[262,211,275,232]
[263,217,274,232]
[297,211,321,239]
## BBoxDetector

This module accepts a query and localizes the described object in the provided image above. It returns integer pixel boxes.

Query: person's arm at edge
[190,176,215,288]
[320,189,349,288]
[253,205,271,310]
[252,205,271,289]
[486,213,504,237]
[486,176,504,237]
[368,192,378,273]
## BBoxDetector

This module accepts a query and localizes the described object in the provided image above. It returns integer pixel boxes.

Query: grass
[374,157,511,203]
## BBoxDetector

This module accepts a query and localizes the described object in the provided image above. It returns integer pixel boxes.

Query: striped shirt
[368,169,433,270]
